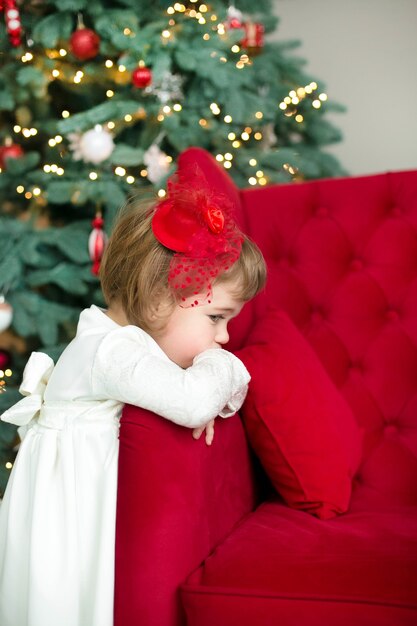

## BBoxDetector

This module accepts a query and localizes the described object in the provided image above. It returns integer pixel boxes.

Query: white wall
[272,0,417,176]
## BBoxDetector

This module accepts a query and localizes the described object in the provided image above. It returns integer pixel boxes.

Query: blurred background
[274,0,417,175]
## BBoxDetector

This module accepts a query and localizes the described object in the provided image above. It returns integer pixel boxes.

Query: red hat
[152,166,243,305]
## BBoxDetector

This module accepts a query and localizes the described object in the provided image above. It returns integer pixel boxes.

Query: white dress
[0,305,249,626]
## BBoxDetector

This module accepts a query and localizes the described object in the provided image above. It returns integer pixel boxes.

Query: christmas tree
[0,0,345,492]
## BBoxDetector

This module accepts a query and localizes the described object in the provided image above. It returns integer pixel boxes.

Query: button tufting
[350,258,364,271]
[311,310,324,324]
[350,360,363,373]
[384,423,398,436]
[386,309,400,323]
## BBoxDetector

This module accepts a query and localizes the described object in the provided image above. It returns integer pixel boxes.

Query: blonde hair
[100,196,266,332]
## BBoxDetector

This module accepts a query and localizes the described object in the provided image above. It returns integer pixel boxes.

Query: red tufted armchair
[114,148,417,626]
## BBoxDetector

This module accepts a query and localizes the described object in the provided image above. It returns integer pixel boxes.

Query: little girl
[0,167,266,626]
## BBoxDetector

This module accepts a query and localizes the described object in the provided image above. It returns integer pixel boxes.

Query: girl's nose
[215,326,229,345]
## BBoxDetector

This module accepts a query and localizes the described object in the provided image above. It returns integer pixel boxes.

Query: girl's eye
[209,314,224,323]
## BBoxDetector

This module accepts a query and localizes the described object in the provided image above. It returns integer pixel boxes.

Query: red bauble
[0,349,12,371]
[0,143,24,169]
[88,214,107,275]
[70,28,100,60]
[132,66,152,88]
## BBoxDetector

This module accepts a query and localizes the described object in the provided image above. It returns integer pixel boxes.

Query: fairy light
[162,105,171,114]
[259,177,267,186]
[232,140,241,148]
[224,115,232,123]
[118,64,126,73]
[158,189,167,197]
[224,161,232,169]
[13,125,21,133]
[295,114,304,123]
[107,121,115,130]
[48,138,56,147]
[126,176,135,184]
[199,4,208,11]
[33,187,41,196]
[254,132,263,140]
[217,23,225,35]
[52,69,60,78]
[279,102,287,110]
[106,90,114,98]
[25,191,32,199]
[249,158,257,166]
[162,30,171,39]
[312,100,321,109]
[199,118,208,127]
[89,172,98,180]
[248,177,257,186]
[62,110,70,118]
[210,103,220,115]
[319,93,328,101]
[5,462,12,469]
[124,28,132,36]
[216,154,224,162]
[57,168,64,176]
[105,60,113,68]
[255,111,263,119]
[173,103,182,111]
[219,56,227,63]
[203,33,210,40]
[17,185,24,193]
[241,132,250,141]
[167,6,175,15]
[157,113,164,122]
[228,132,236,140]
[124,114,133,122]
[140,169,148,177]
[59,49,67,57]
[115,167,126,176]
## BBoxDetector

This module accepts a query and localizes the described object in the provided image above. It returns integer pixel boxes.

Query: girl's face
[151,282,244,368]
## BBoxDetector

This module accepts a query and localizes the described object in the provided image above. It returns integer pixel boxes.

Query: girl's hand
[192,418,215,446]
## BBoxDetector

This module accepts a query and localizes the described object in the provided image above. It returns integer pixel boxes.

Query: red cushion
[236,309,362,519]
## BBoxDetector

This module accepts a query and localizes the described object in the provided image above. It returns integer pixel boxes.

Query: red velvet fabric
[115,149,417,626]
[114,405,257,626]
[236,309,362,519]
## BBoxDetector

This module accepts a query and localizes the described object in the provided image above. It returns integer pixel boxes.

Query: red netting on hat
[152,166,243,306]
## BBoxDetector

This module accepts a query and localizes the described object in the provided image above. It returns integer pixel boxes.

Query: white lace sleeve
[91,327,250,428]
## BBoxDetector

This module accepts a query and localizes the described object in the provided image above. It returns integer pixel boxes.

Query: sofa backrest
[178,148,417,509]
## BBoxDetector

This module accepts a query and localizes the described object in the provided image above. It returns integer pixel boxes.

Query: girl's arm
[92,327,249,428]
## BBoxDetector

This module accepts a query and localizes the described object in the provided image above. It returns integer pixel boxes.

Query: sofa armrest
[114,405,258,626]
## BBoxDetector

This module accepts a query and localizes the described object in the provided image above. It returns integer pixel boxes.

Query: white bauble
[143,144,170,184]
[79,126,115,164]
[0,298,13,333]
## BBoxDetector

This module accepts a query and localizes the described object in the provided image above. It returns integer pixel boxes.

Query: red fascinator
[152,166,243,306]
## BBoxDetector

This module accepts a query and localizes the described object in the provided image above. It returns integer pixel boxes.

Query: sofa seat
[182,496,417,626]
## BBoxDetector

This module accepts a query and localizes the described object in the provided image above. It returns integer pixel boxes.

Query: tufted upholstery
[114,148,417,626]
[240,171,417,511]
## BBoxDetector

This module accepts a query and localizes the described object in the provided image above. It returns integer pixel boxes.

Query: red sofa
[114,148,417,626]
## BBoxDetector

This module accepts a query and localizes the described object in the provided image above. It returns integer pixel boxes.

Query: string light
[62,110,70,118]
[115,167,126,176]
[249,158,257,166]
[89,172,98,180]
[105,60,113,68]
[158,189,167,197]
